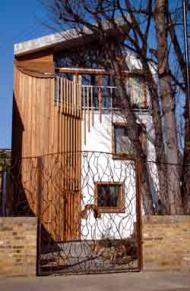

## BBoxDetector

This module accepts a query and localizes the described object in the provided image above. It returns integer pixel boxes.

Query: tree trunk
[154,0,183,214]
[182,143,190,214]
[142,62,169,211]
[181,0,190,214]
[181,95,190,213]
[112,58,154,214]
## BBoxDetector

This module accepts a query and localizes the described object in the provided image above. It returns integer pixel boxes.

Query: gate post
[36,156,43,276]
[136,158,143,271]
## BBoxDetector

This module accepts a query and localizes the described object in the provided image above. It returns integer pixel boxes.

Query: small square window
[113,123,135,158]
[95,182,125,213]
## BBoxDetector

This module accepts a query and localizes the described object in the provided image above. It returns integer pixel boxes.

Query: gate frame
[136,158,143,271]
[36,154,143,276]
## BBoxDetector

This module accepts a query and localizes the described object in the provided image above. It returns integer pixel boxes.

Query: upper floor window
[82,74,117,110]
[113,123,135,158]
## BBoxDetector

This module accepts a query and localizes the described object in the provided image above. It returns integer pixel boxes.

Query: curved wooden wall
[12,65,82,241]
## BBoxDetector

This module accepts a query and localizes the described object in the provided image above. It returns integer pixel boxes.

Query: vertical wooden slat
[71,79,73,115]
[22,73,26,157]
[61,89,65,240]
[87,86,90,132]
[20,71,24,157]
[83,87,86,144]
[34,76,38,156]
[45,78,50,154]
[90,85,94,127]
[97,76,102,123]
[62,78,65,113]
[67,79,69,114]
[41,79,45,154]
[46,79,51,233]
[73,76,76,116]
[69,116,72,239]
[36,77,40,156]
[65,78,67,114]
[53,77,59,239]
[77,116,82,238]
[50,92,55,238]
[78,75,82,118]
[28,76,32,157]
[60,76,63,113]
[65,115,68,238]
[49,78,53,153]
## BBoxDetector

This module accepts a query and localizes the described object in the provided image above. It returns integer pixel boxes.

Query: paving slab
[0,271,190,291]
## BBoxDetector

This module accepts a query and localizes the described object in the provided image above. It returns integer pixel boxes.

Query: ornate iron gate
[36,151,142,275]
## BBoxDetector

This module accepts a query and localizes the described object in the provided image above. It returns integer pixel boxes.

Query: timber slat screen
[55,76,81,118]
[13,67,82,241]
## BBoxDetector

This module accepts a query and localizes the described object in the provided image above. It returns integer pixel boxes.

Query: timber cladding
[142,215,190,271]
[14,50,55,74]
[12,57,82,241]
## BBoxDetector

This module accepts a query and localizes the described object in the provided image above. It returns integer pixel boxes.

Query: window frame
[112,122,135,160]
[94,181,125,213]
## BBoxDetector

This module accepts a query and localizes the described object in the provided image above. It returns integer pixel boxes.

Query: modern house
[12,27,156,272]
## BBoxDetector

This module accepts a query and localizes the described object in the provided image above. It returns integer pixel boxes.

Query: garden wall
[142,215,190,271]
[0,217,37,276]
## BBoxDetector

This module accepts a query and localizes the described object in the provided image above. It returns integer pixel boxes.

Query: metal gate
[36,151,142,275]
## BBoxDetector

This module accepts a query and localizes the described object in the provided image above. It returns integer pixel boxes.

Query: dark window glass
[96,183,124,213]
[114,124,134,156]
[97,185,119,207]
[82,75,117,110]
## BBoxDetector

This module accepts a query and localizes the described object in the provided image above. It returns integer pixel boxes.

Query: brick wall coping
[0,217,37,223]
[143,215,190,224]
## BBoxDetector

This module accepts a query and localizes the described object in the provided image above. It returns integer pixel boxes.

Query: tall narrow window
[113,123,135,158]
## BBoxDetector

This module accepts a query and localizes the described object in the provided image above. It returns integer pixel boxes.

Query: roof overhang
[14,28,86,57]
[14,16,130,57]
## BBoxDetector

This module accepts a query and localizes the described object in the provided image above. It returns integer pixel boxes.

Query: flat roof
[14,17,130,57]
[14,28,83,56]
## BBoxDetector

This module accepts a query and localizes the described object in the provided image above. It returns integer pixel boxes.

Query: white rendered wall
[80,111,157,240]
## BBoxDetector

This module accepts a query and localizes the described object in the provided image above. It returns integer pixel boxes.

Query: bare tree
[44,0,189,214]
[154,0,183,214]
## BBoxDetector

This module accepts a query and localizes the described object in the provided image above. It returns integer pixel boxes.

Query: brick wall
[1,215,190,276]
[0,217,37,276]
[142,215,190,271]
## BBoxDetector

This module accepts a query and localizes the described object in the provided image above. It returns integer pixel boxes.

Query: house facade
[12,29,156,249]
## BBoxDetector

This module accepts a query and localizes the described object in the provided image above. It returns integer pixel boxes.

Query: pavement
[0,272,190,291]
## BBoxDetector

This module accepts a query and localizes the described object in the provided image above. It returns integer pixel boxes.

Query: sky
[0,0,54,148]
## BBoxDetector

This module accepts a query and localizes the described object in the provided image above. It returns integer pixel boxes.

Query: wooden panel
[12,66,82,241]
[15,50,54,74]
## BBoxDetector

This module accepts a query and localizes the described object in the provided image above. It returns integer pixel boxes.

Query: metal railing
[0,151,141,274]
[55,75,150,113]
[81,81,150,111]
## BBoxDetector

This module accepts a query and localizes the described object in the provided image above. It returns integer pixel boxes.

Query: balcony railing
[82,80,150,111]
[82,85,116,110]
[55,76,150,115]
